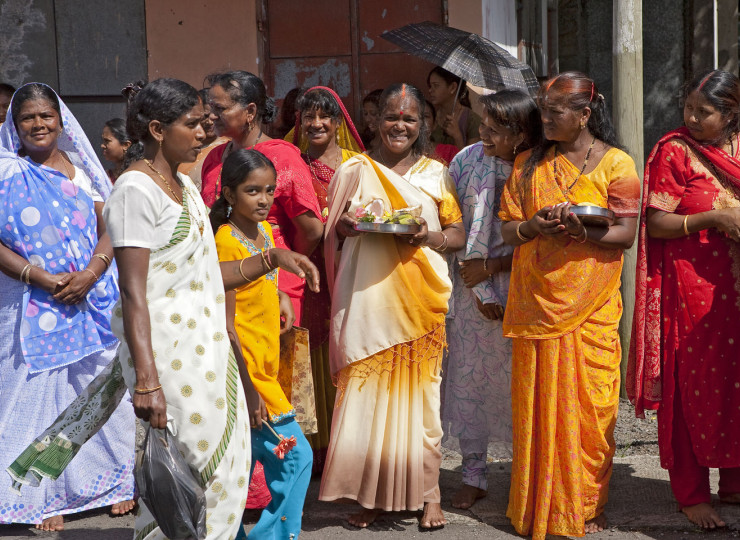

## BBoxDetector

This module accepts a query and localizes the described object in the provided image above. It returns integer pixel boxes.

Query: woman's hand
[528,206,566,237]
[398,217,429,247]
[713,207,740,241]
[547,202,585,237]
[133,387,167,429]
[247,390,269,430]
[442,109,465,147]
[269,248,320,293]
[336,211,365,239]
[278,291,295,334]
[475,296,504,320]
[459,258,491,287]
[34,270,70,295]
[53,270,97,305]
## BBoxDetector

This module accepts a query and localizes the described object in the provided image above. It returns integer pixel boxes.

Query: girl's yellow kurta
[499,147,640,539]
[214,222,294,422]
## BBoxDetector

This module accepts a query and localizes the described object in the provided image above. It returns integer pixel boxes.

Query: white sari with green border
[8,175,251,540]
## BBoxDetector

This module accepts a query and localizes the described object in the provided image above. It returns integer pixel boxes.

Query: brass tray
[354,222,421,234]
[570,205,615,227]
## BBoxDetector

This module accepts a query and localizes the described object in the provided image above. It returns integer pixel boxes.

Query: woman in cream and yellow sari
[287,86,365,474]
[319,83,464,529]
[499,72,641,539]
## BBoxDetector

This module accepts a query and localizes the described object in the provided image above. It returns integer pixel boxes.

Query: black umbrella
[381,21,540,98]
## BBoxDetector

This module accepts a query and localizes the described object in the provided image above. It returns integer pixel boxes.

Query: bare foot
[451,484,487,509]
[35,515,64,531]
[348,508,382,528]
[111,499,137,515]
[720,492,740,504]
[584,513,606,533]
[681,503,726,529]
[420,502,446,529]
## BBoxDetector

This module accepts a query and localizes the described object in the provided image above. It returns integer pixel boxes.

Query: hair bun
[121,81,146,102]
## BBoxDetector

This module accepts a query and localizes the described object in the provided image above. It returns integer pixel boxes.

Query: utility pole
[612,0,643,397]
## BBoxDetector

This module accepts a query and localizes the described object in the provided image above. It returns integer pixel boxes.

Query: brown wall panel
[269,56,354,100]
[357,0,444,54]
[146,0,259,88]
[267,0,352,58]
[359,53,436,102]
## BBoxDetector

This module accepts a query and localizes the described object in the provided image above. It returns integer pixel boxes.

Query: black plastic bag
[135,427,207,539]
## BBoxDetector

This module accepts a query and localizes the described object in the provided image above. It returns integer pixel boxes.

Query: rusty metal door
[260,0,444,126]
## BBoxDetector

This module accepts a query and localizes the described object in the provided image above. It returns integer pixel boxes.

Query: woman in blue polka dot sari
[0,83,136,531]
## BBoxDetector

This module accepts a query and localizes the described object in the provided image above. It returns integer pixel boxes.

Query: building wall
[0,0,147,164]
[145,0,259,89]
[449,0,482,33]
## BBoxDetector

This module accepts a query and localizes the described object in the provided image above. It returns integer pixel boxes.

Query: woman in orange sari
[629,70,740,529]
[499,72,641,539]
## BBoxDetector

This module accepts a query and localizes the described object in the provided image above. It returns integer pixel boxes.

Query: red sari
[629,128,740,478]
[201,139,322,323]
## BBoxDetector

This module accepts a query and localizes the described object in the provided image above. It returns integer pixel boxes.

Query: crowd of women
[0,64,738,540]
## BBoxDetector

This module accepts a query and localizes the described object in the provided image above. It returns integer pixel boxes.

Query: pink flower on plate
[354,207,368,219]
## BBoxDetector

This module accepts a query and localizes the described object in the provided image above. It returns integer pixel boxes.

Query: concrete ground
[1,452,739,539]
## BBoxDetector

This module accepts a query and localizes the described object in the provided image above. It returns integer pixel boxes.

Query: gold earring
[513,144,519,155]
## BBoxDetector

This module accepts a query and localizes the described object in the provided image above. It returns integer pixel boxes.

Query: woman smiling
[319,83,464,530]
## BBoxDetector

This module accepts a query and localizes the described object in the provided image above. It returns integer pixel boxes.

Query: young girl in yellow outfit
[211,148,313,539]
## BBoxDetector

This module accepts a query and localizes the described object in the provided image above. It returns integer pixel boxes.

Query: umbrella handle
[451,81,463,117]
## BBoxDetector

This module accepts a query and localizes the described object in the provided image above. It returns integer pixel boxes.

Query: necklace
[144,158,205,236]
[38,152,79,203]
[306,148,341,192]
[553,136,596,195]
[228,219,266,250]
[377,145,415,172]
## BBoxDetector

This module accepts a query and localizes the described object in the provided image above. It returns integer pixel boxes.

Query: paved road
[2,453,739,539]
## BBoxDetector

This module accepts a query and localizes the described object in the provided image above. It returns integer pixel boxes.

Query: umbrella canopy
[381,21,540,97]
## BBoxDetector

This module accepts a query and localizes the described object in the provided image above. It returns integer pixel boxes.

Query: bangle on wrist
[93,253,112,270]
[238,258,252,284]
[134,384,162,395]
[682,215,690,236]
[266,248,274,269]
[431,232,448,252]
[570,228,588,243]
[516,221,533,242]
[84,267,99,281]
[20,263,33,284]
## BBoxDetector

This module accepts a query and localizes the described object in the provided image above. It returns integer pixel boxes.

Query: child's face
[479,114,522,161]
[228,166,276,223]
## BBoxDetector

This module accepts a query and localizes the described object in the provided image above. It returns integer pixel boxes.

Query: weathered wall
[449,0,482,33]
[0,0,147,164]
[642,0,686,155]
[145,0,259,89]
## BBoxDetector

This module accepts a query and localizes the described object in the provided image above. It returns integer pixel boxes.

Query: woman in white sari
[7,79,319,540]
[319,83,465,529]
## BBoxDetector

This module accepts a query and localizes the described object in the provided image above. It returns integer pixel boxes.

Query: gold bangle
[682,215,690,236]
[84,268,99,281]
[134,384,162,394]
[93,253,112,268]
[260,250,271,271]
[516,222,533,242]
[431,232,448,252]
[572,228,588,243]
[238,258,252,283]
[20,264,33,284]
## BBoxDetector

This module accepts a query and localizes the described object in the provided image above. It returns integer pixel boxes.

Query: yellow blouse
[214,222,294,422]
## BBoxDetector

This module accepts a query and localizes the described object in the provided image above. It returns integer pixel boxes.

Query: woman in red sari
[629,69,740,529]
[202,70,323,511]
[202,70,324,323]
[287,86,365,474]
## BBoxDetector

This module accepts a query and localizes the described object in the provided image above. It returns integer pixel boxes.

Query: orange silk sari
[499,146,640,539]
